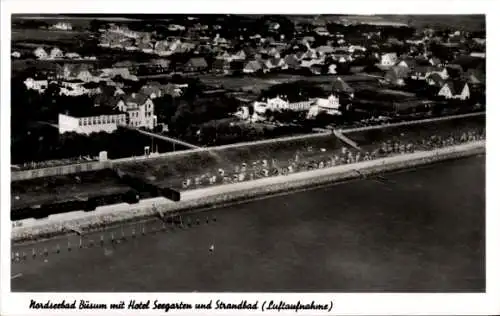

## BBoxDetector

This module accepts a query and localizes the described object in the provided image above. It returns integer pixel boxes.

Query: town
[12,14,485,170]
[8,13,487,296]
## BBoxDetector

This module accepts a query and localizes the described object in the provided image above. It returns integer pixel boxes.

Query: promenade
[12,140,485,242]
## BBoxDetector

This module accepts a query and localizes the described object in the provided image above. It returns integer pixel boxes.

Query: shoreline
[11,141,485,243]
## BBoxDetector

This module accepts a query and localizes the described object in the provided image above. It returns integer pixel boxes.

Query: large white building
[58,111,127,135]
[24,78,48,93]
[307,94,342,118]
[254,96,314,113]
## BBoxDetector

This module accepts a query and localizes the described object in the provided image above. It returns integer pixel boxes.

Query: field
[11,29,87,42]
[11,169,129,210]
[200,74,378,94]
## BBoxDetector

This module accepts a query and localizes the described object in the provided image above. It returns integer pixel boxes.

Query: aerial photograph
[10,14,485,292]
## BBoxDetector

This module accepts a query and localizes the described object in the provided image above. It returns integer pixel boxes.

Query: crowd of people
[180,126,485,190]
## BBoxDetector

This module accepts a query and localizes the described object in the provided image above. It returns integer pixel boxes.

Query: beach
[12,140,485,242]
[11,154,485,292]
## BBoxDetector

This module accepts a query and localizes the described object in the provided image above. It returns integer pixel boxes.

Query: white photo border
[1,0,498,315]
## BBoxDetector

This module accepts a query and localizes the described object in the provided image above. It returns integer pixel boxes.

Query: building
[59,80,88,96]
[437,81,470,100]
[116,93,157,129]
[380,53,398,67]
[33,47,48,60]
[50,22,72,31]
[49,47,64,59]
[254,96,314,113]
[332,77,354,96]
[184,57,208,72]
[24,78,48,93]
[212,58,231,74]
[58,109,127,135]
[243,60,263,73]
[307,94,342,118]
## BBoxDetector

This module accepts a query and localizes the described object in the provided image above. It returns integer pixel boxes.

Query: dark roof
[451,56,485,71]
[414,65,437,74]
[427,73,446,87]
[445,64,464,78]
[332,77,354,93]
[445,80,468,95]
[185,57,208,68]
[122,93,150,106]
[284,54,300,68]
[64,106,123,118]
[466,68,485,84]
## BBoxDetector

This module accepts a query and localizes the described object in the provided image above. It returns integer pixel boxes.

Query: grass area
[11,126,178,165]
[347,115,486,152]
[200,74,377,94]
[11,169,129,209]
[11,115,486,208]
[120,133,344,189]
[12,29,87,42]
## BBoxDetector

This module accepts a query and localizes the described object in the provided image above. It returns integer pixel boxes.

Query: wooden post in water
[32,248,36,258]
[68,241,71,251]
[56,244,60,254]
[79,237,83,248]
[100,235,104,246]
[142,226,146,236]
[132,228,136,238]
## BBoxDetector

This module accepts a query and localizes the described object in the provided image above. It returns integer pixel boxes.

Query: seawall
[11,141,485,243]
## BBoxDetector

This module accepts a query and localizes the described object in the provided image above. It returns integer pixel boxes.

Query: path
[125,126,201,149]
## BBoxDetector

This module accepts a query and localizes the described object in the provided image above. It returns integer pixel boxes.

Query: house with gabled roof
[116,92,157,129]
[243,60,263,74]
[426,73,446,87]
[380,53,398,67]
[49,47,64,60]
[283,54,300,70]
[33,47,48,60]
[385,66,410,86]
[212,58,231,74]
[184,57,208,72]
[438,81,470,100]
[332,77,354,96]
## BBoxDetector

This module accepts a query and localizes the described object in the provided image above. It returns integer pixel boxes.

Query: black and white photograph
[1,0,498,315]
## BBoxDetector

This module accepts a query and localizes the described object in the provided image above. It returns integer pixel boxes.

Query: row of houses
[32,47,96,61]
[246,93,343,122]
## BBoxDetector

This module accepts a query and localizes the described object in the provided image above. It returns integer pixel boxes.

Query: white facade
[438,83,470,100]
[59,81,88,96]
[24,78,48,92]
[51,22,72,31]
[34,47,48,60]
[380,53,398,66]
[58,113,127,135]
[308,95,342,118]
[116,94,157,129]
[50,47,64,59]
[253,96,314,113]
